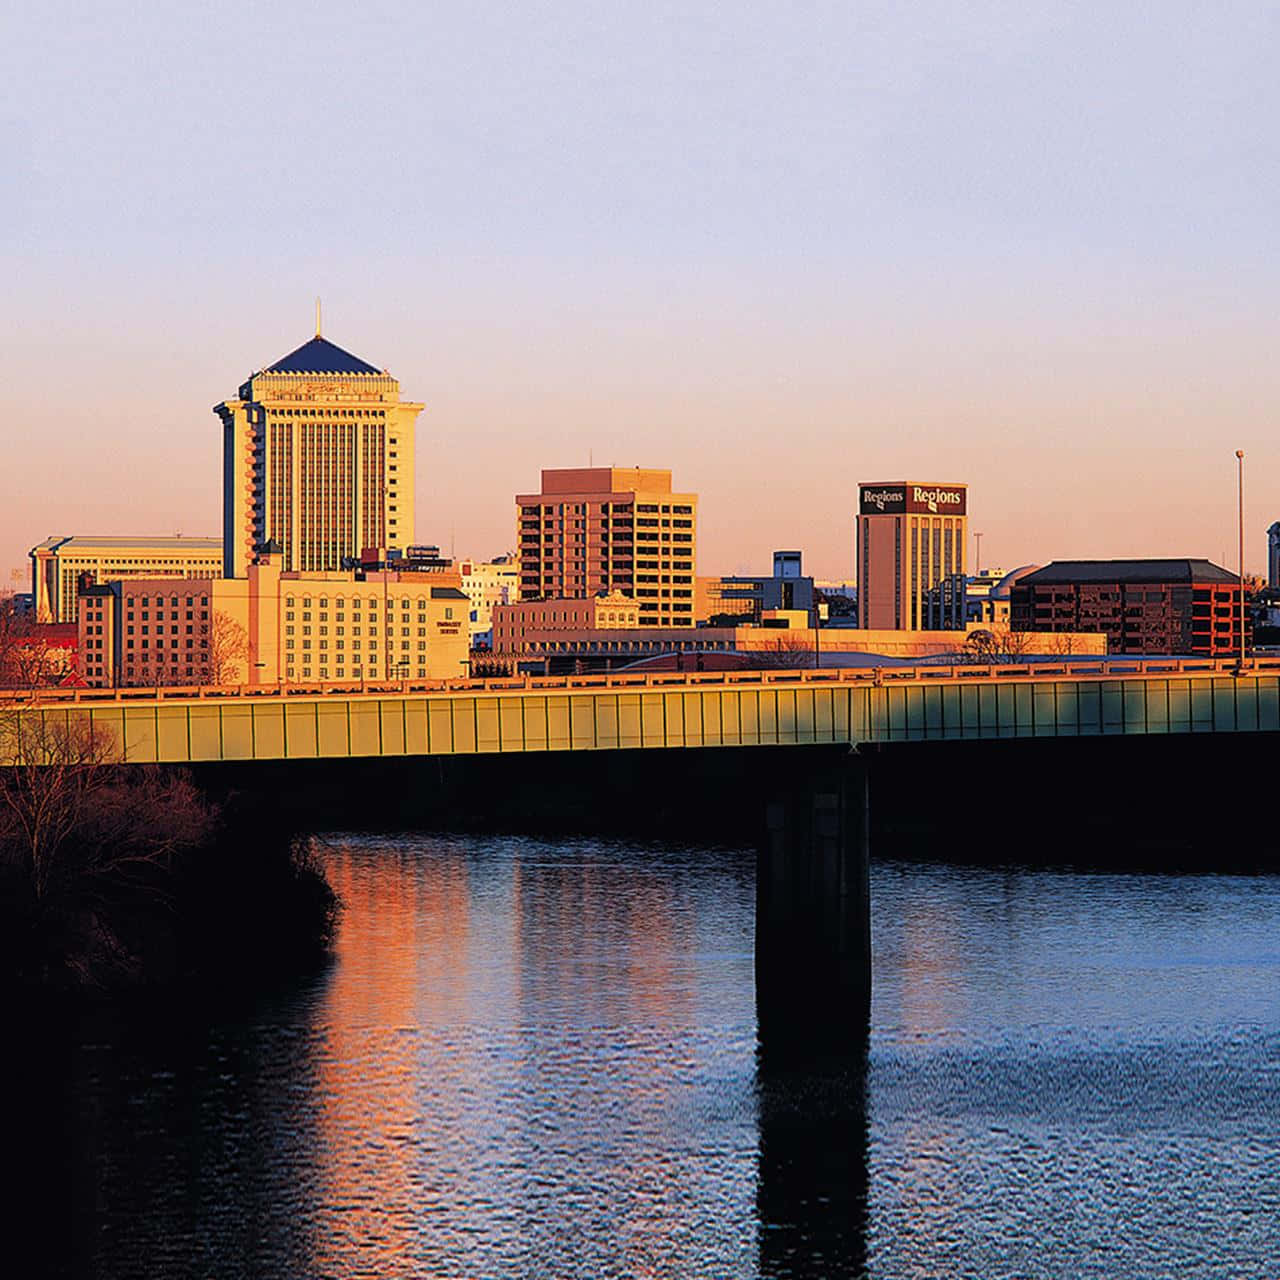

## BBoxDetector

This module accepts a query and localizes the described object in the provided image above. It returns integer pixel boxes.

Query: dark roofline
[1020,558,1239,586]
[264,335,383,376]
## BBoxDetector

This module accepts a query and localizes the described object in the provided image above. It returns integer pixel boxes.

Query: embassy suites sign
[859,484,967,516]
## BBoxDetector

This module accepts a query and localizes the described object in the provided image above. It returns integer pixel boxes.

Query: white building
[459,554,520,646]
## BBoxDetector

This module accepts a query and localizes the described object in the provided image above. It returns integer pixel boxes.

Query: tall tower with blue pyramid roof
[215,321,423,577]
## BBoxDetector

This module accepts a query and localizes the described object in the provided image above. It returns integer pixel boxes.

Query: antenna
[315,297,322,337]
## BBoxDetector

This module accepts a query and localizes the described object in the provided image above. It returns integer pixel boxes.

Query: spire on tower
[315,297,322,337]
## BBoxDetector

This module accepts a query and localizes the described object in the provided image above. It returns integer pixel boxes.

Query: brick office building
[1010,559,1248,656]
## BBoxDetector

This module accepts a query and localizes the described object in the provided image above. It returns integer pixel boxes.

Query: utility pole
[1237,450,1246,670]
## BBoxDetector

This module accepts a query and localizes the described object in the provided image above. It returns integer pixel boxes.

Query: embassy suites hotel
[857,482,968,629]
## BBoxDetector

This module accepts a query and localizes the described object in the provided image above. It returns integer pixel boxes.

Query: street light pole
[1236,450,1246,670]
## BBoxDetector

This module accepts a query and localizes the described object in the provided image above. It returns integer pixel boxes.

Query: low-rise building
[31,535,223,624]
[709,550,819,626]
[459,553,520,646]
[1010,559,1247,656]
[490,609,1105,674]
[77,549,470,688]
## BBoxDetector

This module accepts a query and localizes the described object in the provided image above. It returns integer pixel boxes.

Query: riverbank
[0,772,339,994]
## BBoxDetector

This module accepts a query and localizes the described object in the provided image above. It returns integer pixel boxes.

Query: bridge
[3,655,1279,765]
[5,656,1276,1052]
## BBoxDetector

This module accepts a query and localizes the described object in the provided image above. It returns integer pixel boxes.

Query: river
[17,834,1280,1278]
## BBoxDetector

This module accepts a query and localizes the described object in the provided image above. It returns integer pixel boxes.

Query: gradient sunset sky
[4,1,1278,588]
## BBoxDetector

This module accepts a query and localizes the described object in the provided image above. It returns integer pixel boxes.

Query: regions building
[30,535,223,624]
[1010,559,1248,657]
[516,467,697,626]
[77,548,470,689]
[856,482,968,630]
[216,329,422,578]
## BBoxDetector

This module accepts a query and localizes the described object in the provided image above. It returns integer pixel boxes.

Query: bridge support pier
[756,757,871,1051]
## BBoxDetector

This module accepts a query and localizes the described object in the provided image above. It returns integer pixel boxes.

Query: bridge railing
[5,654,1280,706]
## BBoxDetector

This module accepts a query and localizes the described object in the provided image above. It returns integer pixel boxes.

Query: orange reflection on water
[311,843,473,1277]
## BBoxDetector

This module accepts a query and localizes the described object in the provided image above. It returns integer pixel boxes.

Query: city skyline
[6,2,1279,585]
[4,311,1273,591]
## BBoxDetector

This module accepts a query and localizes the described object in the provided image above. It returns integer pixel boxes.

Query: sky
[3,1,1278,588]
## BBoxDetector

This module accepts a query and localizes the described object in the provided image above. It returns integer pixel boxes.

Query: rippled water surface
[19,836,1280,1278]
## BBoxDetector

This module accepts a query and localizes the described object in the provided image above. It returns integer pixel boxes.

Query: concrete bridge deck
[4,656,1280,765]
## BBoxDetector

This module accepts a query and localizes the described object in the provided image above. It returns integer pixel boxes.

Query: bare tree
[960,627,1035,665]
[201,610,249,685]
[1,713,209,892]
[746,634,816,670]
[0,594,71,690]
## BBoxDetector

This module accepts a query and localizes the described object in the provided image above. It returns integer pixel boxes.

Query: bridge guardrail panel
[617,694,642,748]
[596,695,621,749]
[254,703,286,759]
[701,691,724,747]
[660,692,683,748]
[813,687,834,741]
[317,702,350,758]
[776,688,797,744]
[1123,682,1149,735]
[759,689,779,745]
[1054,681,1080,736]
[1259,678,1280,731]
[1189,681,1214,732]
[920,684,942,737]
[1100,682,1124,735]
[1143,681,1170,735]
[476,698,501,753]
[739,690,761,745]
[284,703,319,759]
[640,694,666,747]
[156,703,192,761]
[452,699,479,754]
[187,705,221,760]
[348,700,381,757]
[570,695,597,750]
[426,700,452,753]
[680,691,704,748]
[223,704,258,760]
[1032,683,1058,737]
[1168,680,1191,733]
[1236,679,1261,734]
[122,705,159,764]
[720,690,742,746]
[1014,683,1034,735]
[499,698,524,751]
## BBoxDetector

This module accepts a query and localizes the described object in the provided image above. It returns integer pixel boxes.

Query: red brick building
[1010,559,1248,657]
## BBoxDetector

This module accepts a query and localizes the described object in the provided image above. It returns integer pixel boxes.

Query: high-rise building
[216,330,422,578]
[856,482,968,629]
[516,467,697,627]
[1268,522,1280,589]
[30,535,223,624]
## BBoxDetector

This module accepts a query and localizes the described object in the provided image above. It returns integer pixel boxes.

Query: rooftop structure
[30,535,223,624]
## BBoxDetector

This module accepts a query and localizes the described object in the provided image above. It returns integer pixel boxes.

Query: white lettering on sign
[912,486,963,514]
[862,488,904,511]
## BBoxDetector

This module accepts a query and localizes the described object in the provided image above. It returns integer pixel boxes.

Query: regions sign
[860,483,967,516]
